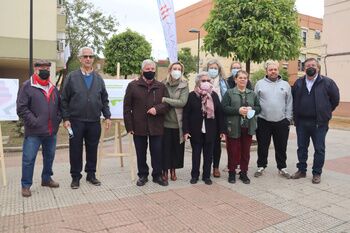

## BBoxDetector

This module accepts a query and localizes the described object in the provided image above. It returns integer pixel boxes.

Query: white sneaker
[279,168,291,179]
[254,167,265,177]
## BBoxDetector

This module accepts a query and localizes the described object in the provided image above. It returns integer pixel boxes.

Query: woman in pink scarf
[182,72,226,185]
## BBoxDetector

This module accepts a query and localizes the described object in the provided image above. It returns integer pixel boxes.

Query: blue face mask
[231,68,240,77]
[208,68,219,78]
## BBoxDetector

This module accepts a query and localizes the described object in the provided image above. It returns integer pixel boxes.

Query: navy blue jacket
[292,74,339,126]
[17,79,62,137]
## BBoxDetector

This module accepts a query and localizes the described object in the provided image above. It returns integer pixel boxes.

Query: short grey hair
[195,71,211,87]
[265,60,279,70]
[141,59,156,70]
[77,47,95,57]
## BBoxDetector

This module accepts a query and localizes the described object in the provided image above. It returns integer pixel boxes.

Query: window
[301,30,307,47]
[57,40,64,51]
[298,54,306,71]
[315,30,321,40]
[57,0,63,6]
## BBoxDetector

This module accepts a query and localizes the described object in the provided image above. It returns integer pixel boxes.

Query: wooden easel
[0,123,7,186]
[97,120,136,180]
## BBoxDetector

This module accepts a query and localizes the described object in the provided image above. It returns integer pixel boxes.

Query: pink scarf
[194,86,215,119]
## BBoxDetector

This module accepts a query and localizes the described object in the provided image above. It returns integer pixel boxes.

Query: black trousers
[69,120,101,179]
[213,135,221,168]
[256,117,290,170]
[190,135,214,180]
[162,128,185,170]
[133,135,162,179]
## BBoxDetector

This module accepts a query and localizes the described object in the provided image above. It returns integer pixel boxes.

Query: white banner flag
[157,0,178,63]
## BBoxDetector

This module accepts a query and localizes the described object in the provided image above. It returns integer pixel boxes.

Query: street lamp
[189,28,200,73]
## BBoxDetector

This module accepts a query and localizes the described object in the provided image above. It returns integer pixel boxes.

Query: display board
[0,78,19,121]
[104,79,132,119]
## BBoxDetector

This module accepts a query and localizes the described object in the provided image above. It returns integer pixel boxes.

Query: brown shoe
[22,188,31,197]
[312,174,321,184]
[213,168,221,178]
[291,170,306,179]
[162,170,168,181]
[170,169,177,181]
[41,179,59,188]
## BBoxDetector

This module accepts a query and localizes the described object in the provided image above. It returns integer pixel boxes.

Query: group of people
[123,57,339,187]
[16,45,340,197]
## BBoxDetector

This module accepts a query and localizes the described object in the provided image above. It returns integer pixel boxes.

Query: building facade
[323,0,350,117]
[175,0,324,84]
[0,0,66,84]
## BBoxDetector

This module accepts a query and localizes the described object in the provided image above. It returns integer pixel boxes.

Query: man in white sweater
[254,61,293,179]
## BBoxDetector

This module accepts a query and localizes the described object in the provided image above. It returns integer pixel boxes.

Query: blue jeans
[296,120,328,175]
[21,135,57,188]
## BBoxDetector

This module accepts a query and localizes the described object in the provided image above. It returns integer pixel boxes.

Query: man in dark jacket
[291,58,339,184]
[17,60,61,197]
[123,59,169,187]
[61,47,111,189]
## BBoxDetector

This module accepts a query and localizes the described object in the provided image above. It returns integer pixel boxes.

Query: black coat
[292,74,339,126]
[182,91,225,143]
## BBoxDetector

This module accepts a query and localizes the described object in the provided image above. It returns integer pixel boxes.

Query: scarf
[33,73,50,86]
[194,86,215,119]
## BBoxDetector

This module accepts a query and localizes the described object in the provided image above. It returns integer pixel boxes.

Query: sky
[88,0,324,60]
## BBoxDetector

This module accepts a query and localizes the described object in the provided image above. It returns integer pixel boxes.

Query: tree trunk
[246,59,251,75]
[124,74,127,79]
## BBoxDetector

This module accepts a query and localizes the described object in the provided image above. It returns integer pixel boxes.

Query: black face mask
[305,67,317,77]
[143,71,156,80]
[38,69,50,80]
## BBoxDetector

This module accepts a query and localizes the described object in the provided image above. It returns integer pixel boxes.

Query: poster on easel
[0,78,19,121]
[104,79,132,119]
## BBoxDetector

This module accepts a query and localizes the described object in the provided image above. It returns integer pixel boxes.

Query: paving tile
[99,209,139,229]
[325,156,350,175]
[129,203,171,221]
[120,194,156,208]
[110,185,143,198]
[326,222,350,233]
[63,215,106,232]
[84,190,118,203]
[23,208,62,227]
[59,203,96,219]
[147,190,183,204]
[91,199,128,215]
[158,198,199,214]
[108,222,150,233]
[143,215,189,233]
[0,214,24,233]
[319,203,350,221]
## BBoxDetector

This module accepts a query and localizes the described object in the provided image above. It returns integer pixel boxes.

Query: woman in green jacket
[161,62,189,181]
[222,70,261,184]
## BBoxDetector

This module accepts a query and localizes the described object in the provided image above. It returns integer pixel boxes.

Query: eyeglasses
[82,55,94,59]
[201,80,211,83]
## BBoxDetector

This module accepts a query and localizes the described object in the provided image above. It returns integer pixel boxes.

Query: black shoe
[71,178,80,189]
[136,176,148,186]
[86,176,101,186]
[190,178,198,184]
[239,172,250,184]
[228,172,236,184]
[152,176,168,186]
[203,178,212,185]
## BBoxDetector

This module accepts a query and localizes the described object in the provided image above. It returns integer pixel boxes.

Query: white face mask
[171,70,182,80]
[208,68,219,78]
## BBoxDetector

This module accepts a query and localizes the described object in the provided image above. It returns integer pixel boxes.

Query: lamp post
[29,0,33,76]
[189,28,200,73]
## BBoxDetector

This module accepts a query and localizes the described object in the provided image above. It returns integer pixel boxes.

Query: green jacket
[221,87,261,139]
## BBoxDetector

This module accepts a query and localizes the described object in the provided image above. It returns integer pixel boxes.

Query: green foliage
[250,68,289,86]
[203,0,301,73]
[178,48,197,78]
[103,29,152,77]
[64,0,118,69]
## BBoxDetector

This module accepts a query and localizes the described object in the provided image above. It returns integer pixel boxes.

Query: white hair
[265,60,279,70]
[77,47,95,57]
[195,71,210,87]
[141,59,156,70]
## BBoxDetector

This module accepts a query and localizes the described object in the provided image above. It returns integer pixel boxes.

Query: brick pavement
[1,127,350,232]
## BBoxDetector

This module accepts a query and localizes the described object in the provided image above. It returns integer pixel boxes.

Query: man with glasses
[291,58,339,184]
[61,47,112,189]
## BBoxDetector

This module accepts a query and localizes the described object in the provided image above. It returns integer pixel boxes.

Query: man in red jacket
[17,60,62,197]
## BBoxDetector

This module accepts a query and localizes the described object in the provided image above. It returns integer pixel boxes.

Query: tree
[103,29,152,78]
[250,67,289,86]
[64,0,118,71]
[178,48,197,78]
[203,0,301,74]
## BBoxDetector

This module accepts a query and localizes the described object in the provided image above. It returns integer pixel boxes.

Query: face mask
[208,68,219,78]
[305,67,317,77]
[247,109,256,119]
[38,69,50,80]
[200,81,212,91]
[171,70,182,80]
[143,71,156,80]
[231,68,239,77]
